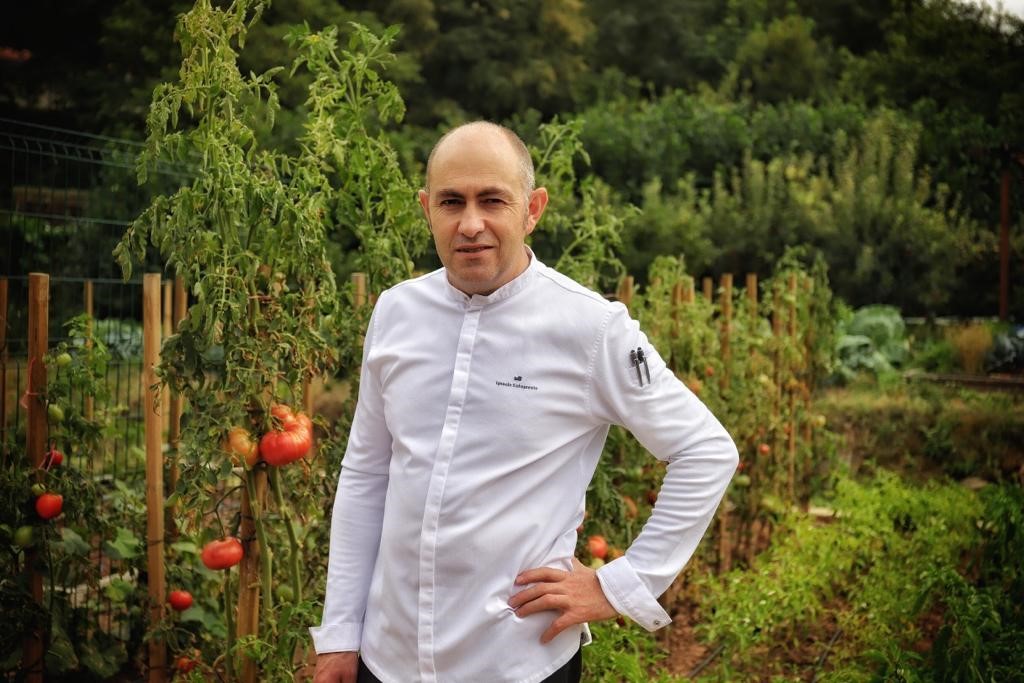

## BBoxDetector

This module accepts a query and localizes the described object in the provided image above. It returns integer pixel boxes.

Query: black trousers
[357,647,582,683]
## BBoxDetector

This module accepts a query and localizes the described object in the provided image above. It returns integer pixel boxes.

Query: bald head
[424,121,535,198]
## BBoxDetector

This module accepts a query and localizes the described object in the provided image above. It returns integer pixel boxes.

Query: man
[310,121,738,683]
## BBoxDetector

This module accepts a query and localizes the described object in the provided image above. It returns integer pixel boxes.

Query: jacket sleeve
[586,304,738,631]
[309,301,393,653]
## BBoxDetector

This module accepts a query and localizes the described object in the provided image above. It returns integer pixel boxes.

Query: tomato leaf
[60,528,91,556]
[103,527,141,560]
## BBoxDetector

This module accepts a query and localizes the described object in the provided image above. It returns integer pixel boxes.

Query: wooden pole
[143,274,167,683]
[617,275,635,310]
[352,272,367,309]
[84,280,94,421]
[787,273,798,505]
[999,167,1010,321]
[702,276,713,302]
[237,470,268,683]
[682,276,695,304]
[22,273,48,683]
[0,278,8,460]
[746,273,758,320]
[717,274,733,573]
[771,283,783,495]
[720,274,733,393]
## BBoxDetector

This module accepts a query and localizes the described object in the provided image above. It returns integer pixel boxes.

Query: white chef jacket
[310,253,738,683]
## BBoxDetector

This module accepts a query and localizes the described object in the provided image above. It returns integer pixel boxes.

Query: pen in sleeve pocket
[637,347,651,384]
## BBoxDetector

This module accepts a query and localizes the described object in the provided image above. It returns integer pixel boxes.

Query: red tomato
[201,537,243,570]
[35,493,63,520]
[168,589,193,611]
[259,405,313,466]
[587,534,609,560]
[176,656,198,673]
[758,443,771,456]
[44,448,64,468]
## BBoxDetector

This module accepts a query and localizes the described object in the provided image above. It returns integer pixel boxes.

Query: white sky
[967,0,1024,18]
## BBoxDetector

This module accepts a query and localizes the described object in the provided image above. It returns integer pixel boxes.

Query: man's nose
[458,204,485,238]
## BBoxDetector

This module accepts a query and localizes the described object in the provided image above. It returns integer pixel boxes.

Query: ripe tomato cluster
[260,404,314,466]
[221,404,313,469]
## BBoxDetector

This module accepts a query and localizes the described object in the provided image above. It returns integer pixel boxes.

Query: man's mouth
[455,246,493,254]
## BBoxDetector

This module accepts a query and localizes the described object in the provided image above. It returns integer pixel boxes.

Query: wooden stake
[787,273,798,505]
[617,275,635,310]
[702,276,713,302]
[746,273,757,320]
[771,284,783,495]
[720,274,733,392]
[22,273,48,683]
[143,274,167,683]
[237,470,268,683]
[352,272,367,309]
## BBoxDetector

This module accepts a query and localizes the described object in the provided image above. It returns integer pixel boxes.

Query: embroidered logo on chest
[495,374,539,391]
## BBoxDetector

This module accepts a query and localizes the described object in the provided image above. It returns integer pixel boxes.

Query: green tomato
[733,474,751,488]
[276,584,295,603]
[47,404,65,423]
[31,483,46,497]
[55,352,73,368]
[13,525,34,548]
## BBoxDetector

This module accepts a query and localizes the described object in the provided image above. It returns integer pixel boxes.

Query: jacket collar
[443,247,540,307]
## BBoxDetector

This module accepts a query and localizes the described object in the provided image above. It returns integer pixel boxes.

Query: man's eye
[439,198,462,207]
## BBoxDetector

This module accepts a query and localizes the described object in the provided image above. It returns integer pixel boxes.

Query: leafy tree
[360,0,595,123]
[722,14,832,103]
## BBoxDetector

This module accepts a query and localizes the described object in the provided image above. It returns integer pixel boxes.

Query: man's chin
[449,269,501,296]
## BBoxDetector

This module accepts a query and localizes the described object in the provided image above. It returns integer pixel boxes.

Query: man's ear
[418,189,430,218]
[524,187,549,235]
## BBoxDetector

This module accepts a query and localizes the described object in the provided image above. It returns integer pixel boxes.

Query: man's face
[419,127,548,296]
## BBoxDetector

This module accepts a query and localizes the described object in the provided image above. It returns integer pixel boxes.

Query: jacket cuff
[308,623,362,654]
[595,557,672,632]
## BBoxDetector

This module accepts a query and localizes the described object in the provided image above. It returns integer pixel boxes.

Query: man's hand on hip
[509,557,619,643]
[312,651,358,683]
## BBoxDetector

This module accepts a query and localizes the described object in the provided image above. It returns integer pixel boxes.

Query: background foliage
[4,0,1023,317]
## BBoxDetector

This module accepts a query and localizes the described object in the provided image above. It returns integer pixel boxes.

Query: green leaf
[60,528,91,556]
[45,621,79,673]
[103,527,142,560]
[170,540,199,555]
[103,577,136,603]
[79,639,127,678]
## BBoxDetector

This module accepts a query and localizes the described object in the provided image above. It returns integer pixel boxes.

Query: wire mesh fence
[1,118,189,678]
